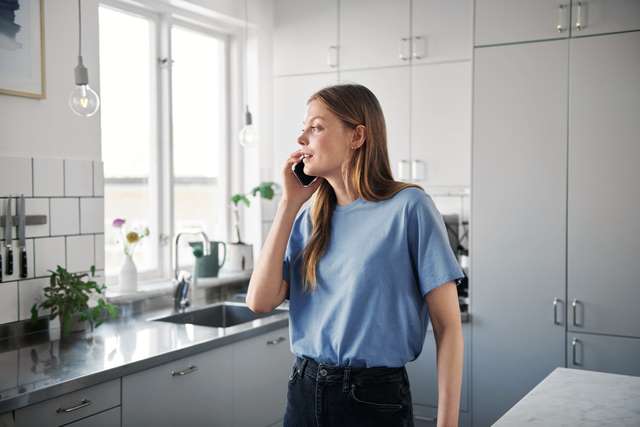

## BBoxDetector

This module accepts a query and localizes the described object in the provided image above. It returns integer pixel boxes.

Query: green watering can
[189,241,227,278]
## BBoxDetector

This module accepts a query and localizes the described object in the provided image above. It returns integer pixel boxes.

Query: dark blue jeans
[284,355,415,427]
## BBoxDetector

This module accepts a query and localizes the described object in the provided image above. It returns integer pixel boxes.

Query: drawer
[65,406,121,427]
[15,378,120,427]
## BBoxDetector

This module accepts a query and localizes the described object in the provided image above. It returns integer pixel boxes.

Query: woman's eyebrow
[302,115,325,125]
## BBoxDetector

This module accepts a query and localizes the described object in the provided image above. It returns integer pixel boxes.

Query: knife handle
[5,248,13,276]
[20,248,27,278]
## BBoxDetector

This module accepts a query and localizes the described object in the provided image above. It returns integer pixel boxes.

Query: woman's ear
[351,124,367,149]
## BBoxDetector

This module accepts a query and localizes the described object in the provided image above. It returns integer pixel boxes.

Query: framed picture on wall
[0,0,46,99]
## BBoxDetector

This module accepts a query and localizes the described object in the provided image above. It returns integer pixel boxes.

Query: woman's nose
[297,133,307,146]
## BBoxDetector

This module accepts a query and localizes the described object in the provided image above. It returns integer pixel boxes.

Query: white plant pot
[119,254,138,292]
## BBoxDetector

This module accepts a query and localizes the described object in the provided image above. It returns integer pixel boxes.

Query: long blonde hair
[300,84,423,292]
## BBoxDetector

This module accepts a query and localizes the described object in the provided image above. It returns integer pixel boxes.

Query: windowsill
[105,269,252,304]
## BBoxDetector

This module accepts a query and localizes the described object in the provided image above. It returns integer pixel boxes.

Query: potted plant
[226,181,280,272]
[30,265,119,338]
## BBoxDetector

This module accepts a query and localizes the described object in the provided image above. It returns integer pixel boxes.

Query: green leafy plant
[229,181,280,244]
[30,265,120,338]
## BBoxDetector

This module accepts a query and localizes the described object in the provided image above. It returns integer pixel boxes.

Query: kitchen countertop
[0,293,289,414]
[0,286,470,414]
[494,367,640,426]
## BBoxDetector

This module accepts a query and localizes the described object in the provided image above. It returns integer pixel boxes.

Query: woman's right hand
[281,149,323,208]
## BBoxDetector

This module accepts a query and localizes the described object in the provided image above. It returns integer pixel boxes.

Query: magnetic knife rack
[0,215,48,227]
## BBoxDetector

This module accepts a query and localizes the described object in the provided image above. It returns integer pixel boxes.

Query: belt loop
[342,366,352,393]
[300,357,308,378]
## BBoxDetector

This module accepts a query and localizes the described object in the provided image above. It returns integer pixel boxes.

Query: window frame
[99,0,232,284]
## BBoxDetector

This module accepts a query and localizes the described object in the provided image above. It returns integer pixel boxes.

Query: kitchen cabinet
[471,39,569,427]
[15,378,121,427]
[273,73,337,183]
[475,0,640,46]
[405,323,471,412]
[273,0,338,76]
[339,0,411,70]
[412,404,471,427]
[122,345,234,427]
[567,332,640,376]
[411,0,473,63]
[232,326,292,427]
[567,31,640,339]
[339,67,411,181]
[410,61,471,187]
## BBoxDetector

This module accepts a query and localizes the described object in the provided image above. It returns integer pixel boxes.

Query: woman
[246,84,464,427]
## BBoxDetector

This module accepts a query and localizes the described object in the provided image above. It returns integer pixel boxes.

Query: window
[99,2,230,282]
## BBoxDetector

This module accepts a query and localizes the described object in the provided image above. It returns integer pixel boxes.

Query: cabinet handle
[414,415,437,422]
[399,38,410,61]
[571,338,582,366]
[411,159,426,181]
[575,1,584,31]
[267,336,286,345]
[171,365,198,376]
[412,36,425,60]
[571,298,582,327]
[327,45,338,68]
[56,398,92,413]
[556,4,567,32]
[553,297,563,325]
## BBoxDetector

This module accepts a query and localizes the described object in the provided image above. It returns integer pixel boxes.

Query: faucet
[174,231,211,310]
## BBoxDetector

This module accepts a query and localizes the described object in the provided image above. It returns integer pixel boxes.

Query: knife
[4,197,13,276]
[17,195,27,278]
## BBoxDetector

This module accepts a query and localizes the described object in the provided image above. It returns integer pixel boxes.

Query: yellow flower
[126,232,140,244]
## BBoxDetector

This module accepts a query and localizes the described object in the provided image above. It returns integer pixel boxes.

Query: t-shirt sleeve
[407,192,465,299]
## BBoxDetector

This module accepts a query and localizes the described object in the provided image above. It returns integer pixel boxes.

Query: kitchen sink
[149,301,287,328]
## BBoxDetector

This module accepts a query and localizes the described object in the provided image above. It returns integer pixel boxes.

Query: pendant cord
[244,0,249,115]
[78,0,82,57]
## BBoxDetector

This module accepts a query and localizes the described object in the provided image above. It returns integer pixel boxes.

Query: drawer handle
[267,336,286,345]
[56,398,92,413]
[572,337,583,366]
[414,415,437,422]
[171,365,198,376]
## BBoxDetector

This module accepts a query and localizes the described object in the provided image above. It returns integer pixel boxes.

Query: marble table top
[494,367,640,426]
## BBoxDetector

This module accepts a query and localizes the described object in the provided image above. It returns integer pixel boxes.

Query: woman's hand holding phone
[281,150,322,209]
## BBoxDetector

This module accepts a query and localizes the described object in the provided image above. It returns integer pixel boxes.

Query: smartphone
[291,159,318,187]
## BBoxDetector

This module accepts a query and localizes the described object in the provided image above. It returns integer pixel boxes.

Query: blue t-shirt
[283,187,464,368]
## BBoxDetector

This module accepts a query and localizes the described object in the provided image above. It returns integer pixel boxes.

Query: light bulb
[239,124,258,147]
[69,84,100,117]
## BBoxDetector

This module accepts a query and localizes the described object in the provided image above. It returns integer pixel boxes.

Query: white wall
[0,0,102,160]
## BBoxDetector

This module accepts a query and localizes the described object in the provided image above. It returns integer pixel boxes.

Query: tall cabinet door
[567,31,640,339]
[273,0,338,76]
[411,0,473,62]
[471,40,568,427]
[474,0,570,46]
[273,73,338,186]
[339,0,411,70]
[569,0,640,36]
[340,67,411,181]
[410,61,471,187]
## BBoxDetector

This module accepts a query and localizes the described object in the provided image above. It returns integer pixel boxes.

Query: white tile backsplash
[0,157,32,196]
[25,198,50,237]
[93,161,104,196]
[0,156,106,328]
[50,198,80,235]
[33,158,64,197]
[34,237,66,277]
[0,282,18,324]
[18,278,50,320]
[80,198,104,234]
[64,159,93,197]
[66,235,95,273]
[95,234,105,270]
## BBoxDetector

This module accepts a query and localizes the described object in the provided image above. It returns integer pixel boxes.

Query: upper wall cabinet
[475,0,571,46]
[568,0,640,37]
[339,0,411,70]
[274,0,338,76]
[411,0,473,62]
[475,0,640,46]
